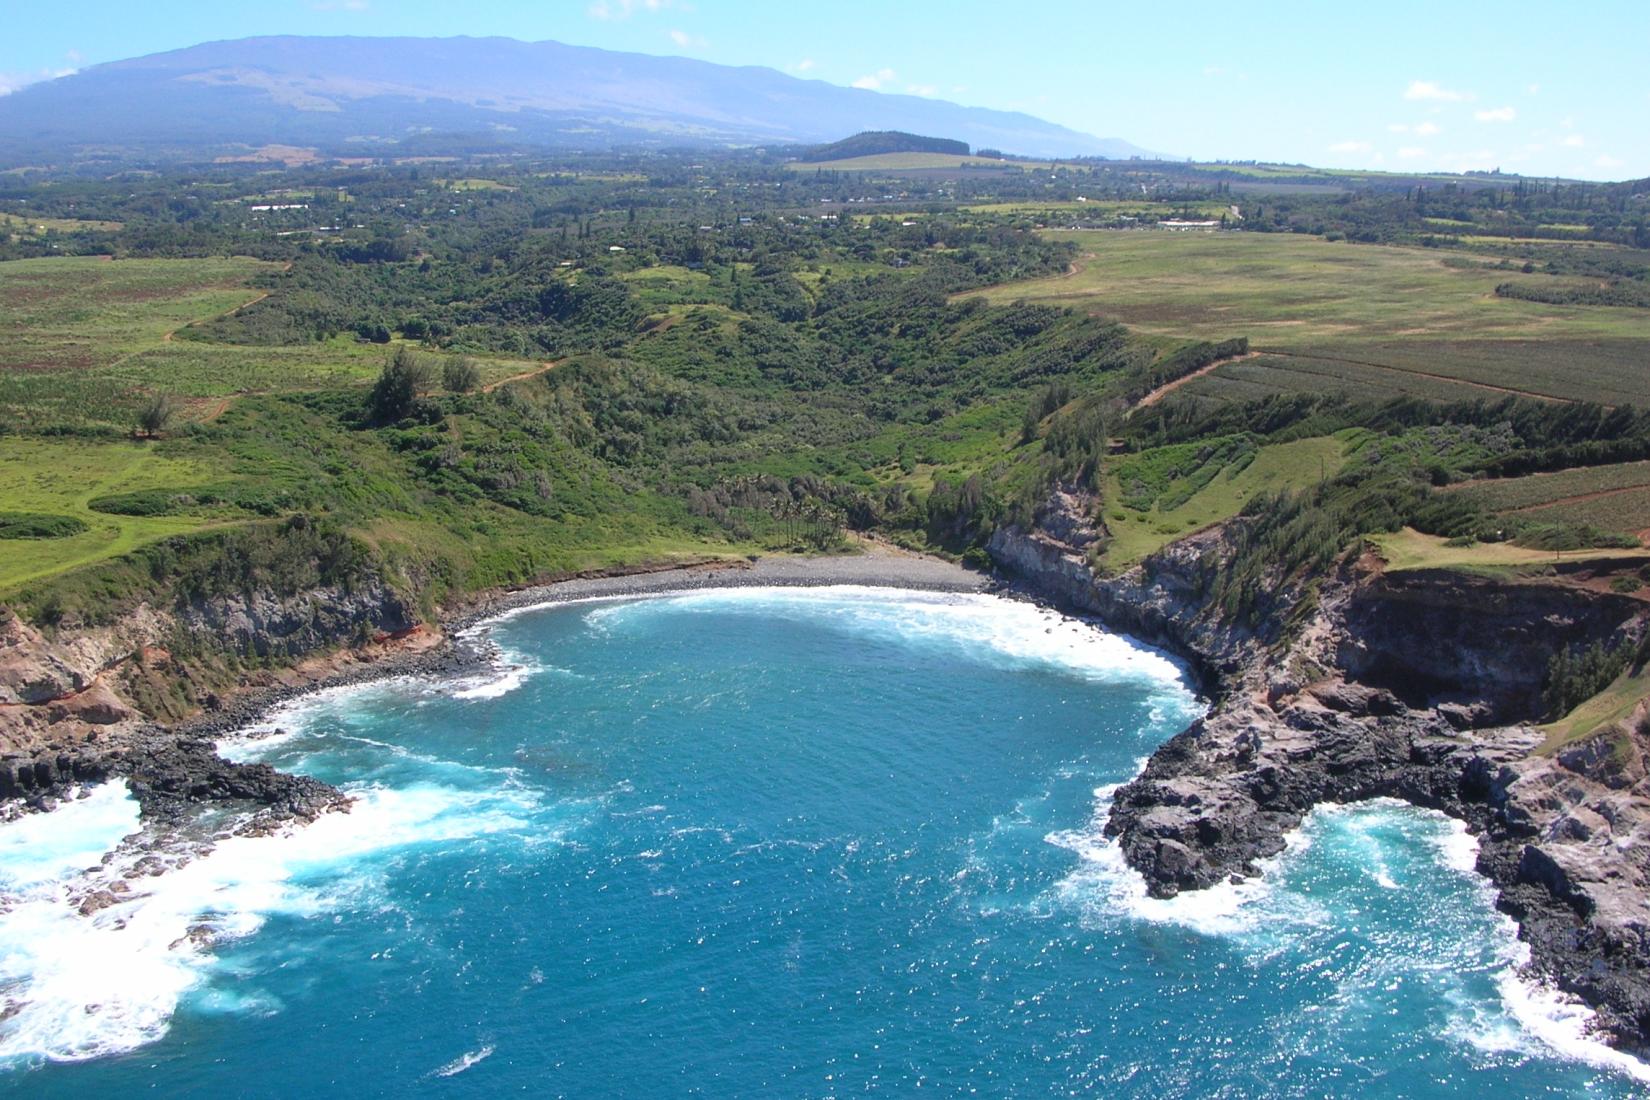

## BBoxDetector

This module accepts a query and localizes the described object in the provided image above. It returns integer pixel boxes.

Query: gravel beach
[458,546,988,626]
[183,548,991,742]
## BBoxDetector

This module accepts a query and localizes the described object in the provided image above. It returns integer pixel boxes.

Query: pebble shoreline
[183,550,992,743]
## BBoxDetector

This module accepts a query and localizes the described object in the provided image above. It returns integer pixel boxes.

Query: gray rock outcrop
[988,490,1650,1052]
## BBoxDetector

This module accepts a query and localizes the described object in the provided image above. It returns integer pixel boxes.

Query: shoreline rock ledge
[0,728,350,828]
[989,491,1650,1054]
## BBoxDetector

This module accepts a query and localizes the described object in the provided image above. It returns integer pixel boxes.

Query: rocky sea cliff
[989,490,1650,1052]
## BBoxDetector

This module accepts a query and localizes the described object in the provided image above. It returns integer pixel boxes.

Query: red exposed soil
[481,360,565,393]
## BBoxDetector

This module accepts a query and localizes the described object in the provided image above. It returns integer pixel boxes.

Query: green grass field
[972,232,1650,406]
[1515,488,1650,540]
[1537,662,1650,754]
[436,178,518,192]
[0,256,551,429]
[0,436,236,593]
[1101,435,1349,568]
[0,256,279,371]
[1,212,124,236]
[622,265,719,309]
[1369,528,1650,572]
[963,200,1234,219]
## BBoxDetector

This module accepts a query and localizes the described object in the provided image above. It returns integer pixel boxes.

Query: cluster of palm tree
[721,474,775,511]
[712,474,848,547]
[767,497,846,548]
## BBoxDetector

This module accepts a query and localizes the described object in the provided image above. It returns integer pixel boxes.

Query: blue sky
[3,0,1646,180]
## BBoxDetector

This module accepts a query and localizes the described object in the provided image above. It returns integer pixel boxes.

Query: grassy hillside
[0,148,1643,659]
[0,224,1134,603]
[0,437,231,591]
[973,232,1649,406]
[0,257,555,431]
[1537,661,1650,754]
[1100,435,1350,569]
[789,152,1038,172]
[801,132,970,162]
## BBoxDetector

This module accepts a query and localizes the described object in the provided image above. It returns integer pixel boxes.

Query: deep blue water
[1,586,1646,1097]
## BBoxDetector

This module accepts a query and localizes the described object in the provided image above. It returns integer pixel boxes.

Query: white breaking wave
[216,675,424,758]
[432,1043,495,1077]
[1382,808,1650,1083]
[1496,961,1650,1085]
[450,660,541,700]
[449,619,573,701]
[1049,787,1650,1085]
[1045,781,1324,938]
[0,780,547,1066]
[587,585,1202,705]
[0,782,139,888]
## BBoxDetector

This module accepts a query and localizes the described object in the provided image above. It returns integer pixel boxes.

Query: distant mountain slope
[802,132,971,162]
[0,36,1157,164]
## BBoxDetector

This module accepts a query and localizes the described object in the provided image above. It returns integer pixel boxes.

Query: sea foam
[432,1044,495,1078]
[1049,787,1650,1085]
[0,777,547,1066]
[586,585,1201,704]
[1045,780,1323,938]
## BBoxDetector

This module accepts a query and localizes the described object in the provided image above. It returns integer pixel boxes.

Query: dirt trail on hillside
[1134,351,1262,408]
[1261,349,1589,406]
[482,359,565,393]
[1502,483,1650,515]
[162,290,271,343]
[949,254,1088,300]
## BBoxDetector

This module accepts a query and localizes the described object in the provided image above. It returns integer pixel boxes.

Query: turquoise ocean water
[1,586,1645,1097]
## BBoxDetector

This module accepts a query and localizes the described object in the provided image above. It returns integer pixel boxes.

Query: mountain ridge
[0,35,1159,164]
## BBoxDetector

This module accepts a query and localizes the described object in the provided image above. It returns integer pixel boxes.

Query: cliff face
[988,493,1650,1052]
[0,576,419,815]
[984,503,1261,687]
[1336,571,1642,721]
[179,581,419,661]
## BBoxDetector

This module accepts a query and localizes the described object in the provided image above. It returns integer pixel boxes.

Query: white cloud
[1560,134,1585,148]
[1203,66,1227,77]
[1447,149,1498,172]
[1397,146,1425,159]
[1595,154,1623,169]
[1527,82,1540,95]
[905,84,936,97]
[0,66,77,96]
[1474,106,1516,123]
[851,68,896,91]
[1404,80,1472,102]
[667,28,706,48]
[1415,121,1442,137]
[1328,140,1372,154]
[589,0,677,19]
[1387,123,1410,133]
[791,58,815,72]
